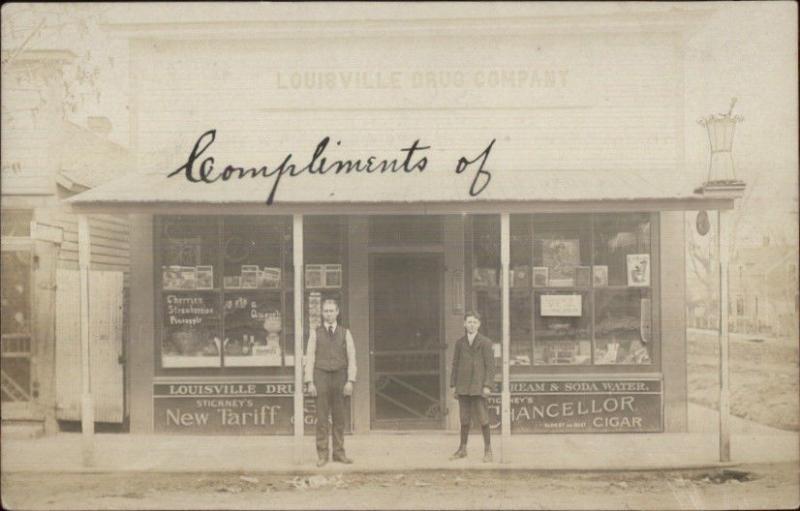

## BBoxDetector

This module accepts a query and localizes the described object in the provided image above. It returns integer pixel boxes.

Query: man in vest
[305,298,357,467]
[449,310,495,462]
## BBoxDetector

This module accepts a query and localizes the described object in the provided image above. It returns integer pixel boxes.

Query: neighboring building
[730,243,799,338]
[1,50,132,435]
[67,6,741,442]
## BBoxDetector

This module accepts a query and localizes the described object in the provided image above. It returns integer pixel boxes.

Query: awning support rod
[717,209,731,462]
[78,215,94,466]
[292,214,305,464]
[500,213,511,458]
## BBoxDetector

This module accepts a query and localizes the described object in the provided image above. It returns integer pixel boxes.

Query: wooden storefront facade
[64,6,741,440]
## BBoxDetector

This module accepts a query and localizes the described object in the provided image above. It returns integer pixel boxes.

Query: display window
[156,215,294,373]
[468,213,658,373]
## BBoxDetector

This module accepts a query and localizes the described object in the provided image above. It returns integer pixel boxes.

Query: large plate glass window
[473,213,657,372]
[156,215,294,373]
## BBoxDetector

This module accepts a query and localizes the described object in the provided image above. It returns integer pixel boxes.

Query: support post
[77,215,94,466]
[292,214,305,464]
[717,209,731,462]
[500,213,511,458]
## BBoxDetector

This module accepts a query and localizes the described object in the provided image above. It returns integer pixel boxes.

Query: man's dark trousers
[314,367,347,460]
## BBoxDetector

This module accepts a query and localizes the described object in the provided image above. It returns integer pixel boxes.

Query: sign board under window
[488,379,662,433]
[153,382,351,434]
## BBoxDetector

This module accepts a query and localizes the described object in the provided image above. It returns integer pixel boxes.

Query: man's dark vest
[314,325,348,371]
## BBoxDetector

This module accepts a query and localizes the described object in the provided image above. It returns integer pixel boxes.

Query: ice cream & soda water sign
[488,379,662,433]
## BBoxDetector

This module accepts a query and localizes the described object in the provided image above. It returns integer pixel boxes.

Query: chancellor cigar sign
[487,379,663,433]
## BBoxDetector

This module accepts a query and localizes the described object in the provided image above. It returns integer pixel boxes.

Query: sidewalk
[3,404,796,474]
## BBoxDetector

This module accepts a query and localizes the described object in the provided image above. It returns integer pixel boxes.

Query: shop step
[1,420,45,439]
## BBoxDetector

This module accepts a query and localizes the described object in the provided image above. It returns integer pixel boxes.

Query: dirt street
[2,463,798,510]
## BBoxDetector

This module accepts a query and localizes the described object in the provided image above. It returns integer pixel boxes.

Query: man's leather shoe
[483,449,493,463]
[332,455,353,464]
[449,448,467,460]
[316,457,328,467]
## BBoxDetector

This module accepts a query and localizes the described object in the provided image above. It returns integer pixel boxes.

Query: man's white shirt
[304,322,357,384]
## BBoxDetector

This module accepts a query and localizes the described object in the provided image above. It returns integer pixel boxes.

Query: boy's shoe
[449,448,467,460]
[482,449,493,463]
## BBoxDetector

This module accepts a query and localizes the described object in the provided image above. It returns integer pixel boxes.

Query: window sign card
[162,293,221,368]
[626,254,650,287]
[543,239,580,284]
[540,294,582,317]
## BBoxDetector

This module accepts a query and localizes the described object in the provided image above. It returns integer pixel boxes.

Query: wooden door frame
[368,252,446,430]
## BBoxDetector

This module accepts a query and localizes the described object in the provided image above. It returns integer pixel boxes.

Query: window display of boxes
[196,265,214,289]
[162,265,204,290]
[177,267,197,289]
[305,264,342,289]
[240,265,259,289]
[260,267,281,288]
[546,341,579,365]
[323,264,342,288]
[162,265,183,290]
[305,264,325,288]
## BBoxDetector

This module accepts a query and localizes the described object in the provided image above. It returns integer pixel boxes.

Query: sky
[2,2,797,247]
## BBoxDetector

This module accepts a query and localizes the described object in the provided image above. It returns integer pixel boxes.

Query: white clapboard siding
[137,33,679,175]
[40,208,131,288]
[56,269,125,423]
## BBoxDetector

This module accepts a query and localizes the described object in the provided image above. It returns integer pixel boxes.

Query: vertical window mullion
[590,215,596,366]
[218,217,225,371]
[529,214,536,370]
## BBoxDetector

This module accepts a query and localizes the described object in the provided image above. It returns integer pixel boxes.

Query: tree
[1,4,116,123]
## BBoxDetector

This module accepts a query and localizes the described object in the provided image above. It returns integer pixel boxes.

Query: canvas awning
[65,166,737,214]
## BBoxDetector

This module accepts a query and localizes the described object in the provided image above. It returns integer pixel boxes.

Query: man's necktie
[328,326,334,337]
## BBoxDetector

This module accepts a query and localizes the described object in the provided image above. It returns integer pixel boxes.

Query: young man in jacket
[449,310,495,462]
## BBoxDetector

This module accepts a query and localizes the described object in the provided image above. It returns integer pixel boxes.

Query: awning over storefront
[66,167,737,214]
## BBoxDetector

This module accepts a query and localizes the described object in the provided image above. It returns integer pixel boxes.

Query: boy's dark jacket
[450,332,495,396]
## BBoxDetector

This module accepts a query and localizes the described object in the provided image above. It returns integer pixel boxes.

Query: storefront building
[67,7,740,438]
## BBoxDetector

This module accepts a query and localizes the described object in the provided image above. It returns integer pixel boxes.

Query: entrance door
[370,254,444,429]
